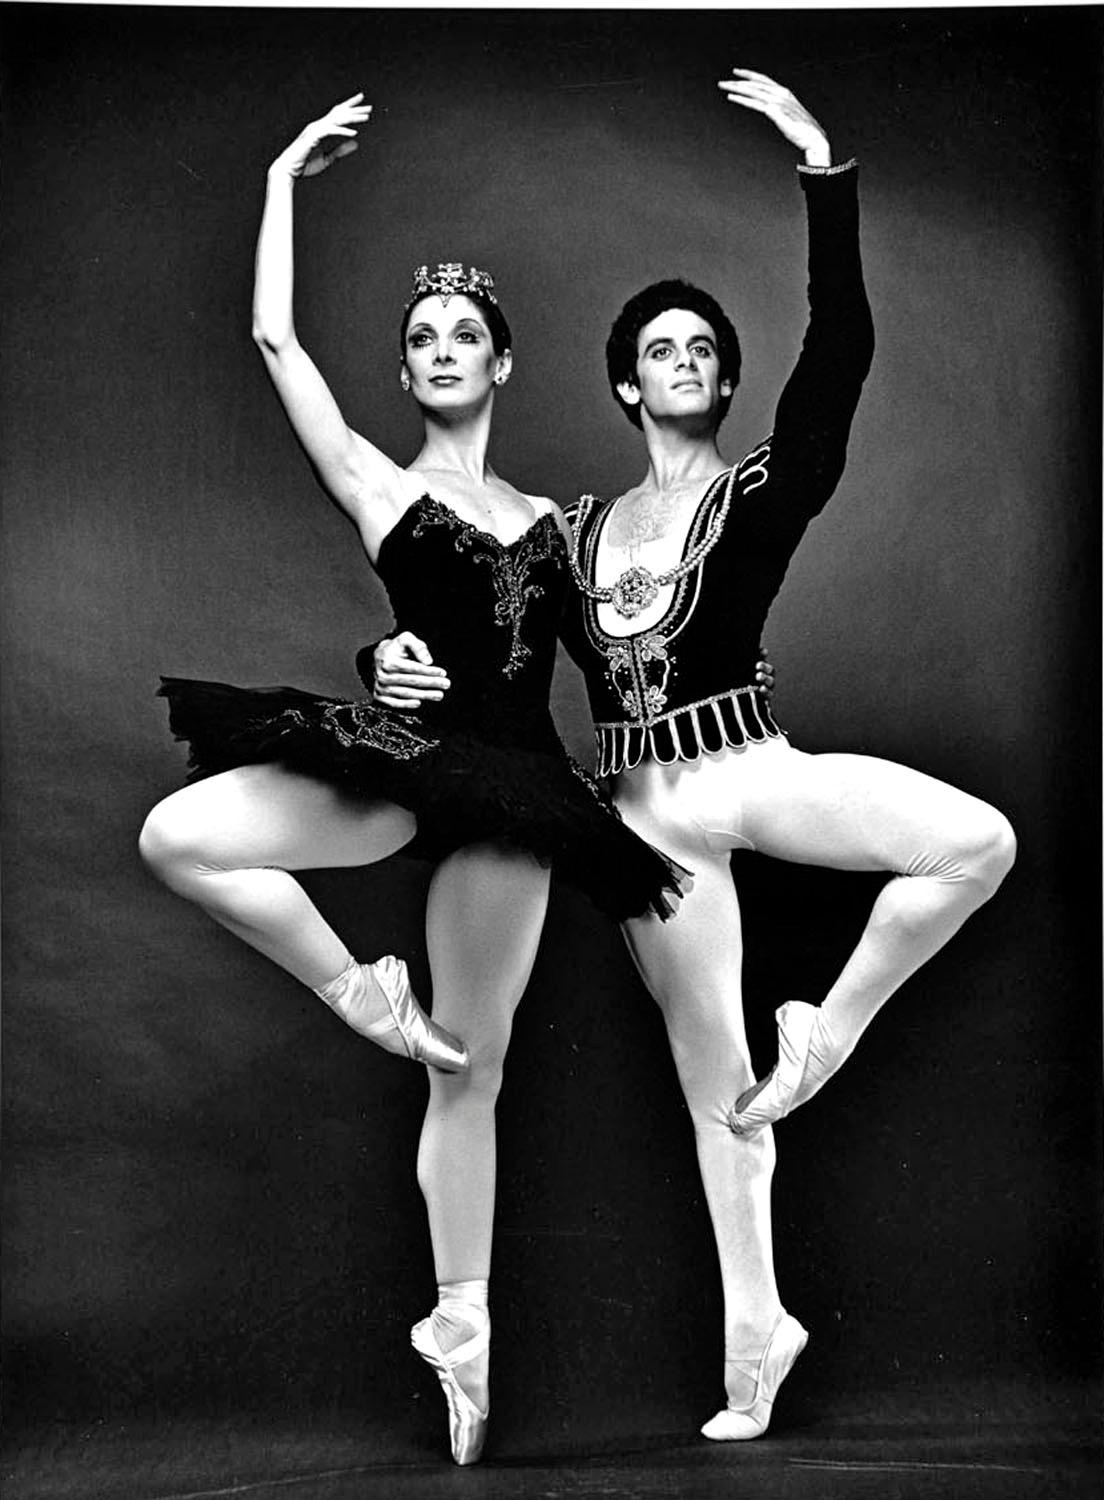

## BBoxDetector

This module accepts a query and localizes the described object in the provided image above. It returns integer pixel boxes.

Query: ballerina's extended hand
[271,91,374,179]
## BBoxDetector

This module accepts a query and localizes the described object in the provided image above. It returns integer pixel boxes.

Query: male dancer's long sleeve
[747,163,875,550]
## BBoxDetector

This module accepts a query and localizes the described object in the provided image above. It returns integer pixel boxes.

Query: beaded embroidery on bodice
[405,495,562,678]
[376,494,566,738]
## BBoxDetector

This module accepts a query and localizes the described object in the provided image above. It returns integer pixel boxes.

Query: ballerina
[139,94,683,1465]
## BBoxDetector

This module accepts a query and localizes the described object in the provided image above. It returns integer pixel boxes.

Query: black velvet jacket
[559,162,875,776]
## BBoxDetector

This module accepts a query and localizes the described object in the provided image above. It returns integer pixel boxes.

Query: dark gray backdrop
[2,4,1100,1458]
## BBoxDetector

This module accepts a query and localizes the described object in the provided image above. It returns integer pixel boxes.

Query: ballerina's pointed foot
[368,954,470,1071]
[411,1314,490,1466]
[701,1313,808,1441]
[316,956,469,1072]
[728,1000,837,1135]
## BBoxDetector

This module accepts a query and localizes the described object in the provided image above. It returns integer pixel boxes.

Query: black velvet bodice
[373,494,566,749]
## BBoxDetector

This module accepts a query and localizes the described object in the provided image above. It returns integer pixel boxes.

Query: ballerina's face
[623,307,732,427]
[402,295,511,408]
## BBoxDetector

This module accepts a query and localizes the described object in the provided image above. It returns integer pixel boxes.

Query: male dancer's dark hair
[605,278,741,429]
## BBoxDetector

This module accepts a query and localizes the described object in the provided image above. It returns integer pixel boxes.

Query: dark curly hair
[605,279,741,430]
[400,290,512,357]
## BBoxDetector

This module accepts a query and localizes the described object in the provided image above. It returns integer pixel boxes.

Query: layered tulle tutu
[158,674,684,921]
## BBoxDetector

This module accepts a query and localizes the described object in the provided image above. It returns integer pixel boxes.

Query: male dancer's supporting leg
[620,811,802,1440]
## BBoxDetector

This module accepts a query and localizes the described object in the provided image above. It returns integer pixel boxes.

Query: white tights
[416,845,549,1280]
[139,765,551,1303]
[616,736,1015,1404]
[139,742,1015,1412]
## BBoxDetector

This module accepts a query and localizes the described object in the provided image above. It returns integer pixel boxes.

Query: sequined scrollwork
[268,700,438,760]
[605,628,673,723]
[411,497,562,677]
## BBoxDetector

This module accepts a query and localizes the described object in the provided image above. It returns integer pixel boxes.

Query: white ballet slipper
[727,1000,835,1135]
[701,1312,808,1441]
[411,1312,490,1466]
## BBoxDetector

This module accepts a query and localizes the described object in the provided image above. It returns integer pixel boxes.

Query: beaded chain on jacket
[568,463,739,620]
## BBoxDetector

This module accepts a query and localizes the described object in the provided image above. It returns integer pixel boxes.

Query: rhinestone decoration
[408,263,498,308]
[609,566,660,619]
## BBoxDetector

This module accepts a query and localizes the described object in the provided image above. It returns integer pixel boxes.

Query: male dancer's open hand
[717,68,831,167]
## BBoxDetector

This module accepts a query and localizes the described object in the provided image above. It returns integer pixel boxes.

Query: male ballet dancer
[371,68,1014,1440]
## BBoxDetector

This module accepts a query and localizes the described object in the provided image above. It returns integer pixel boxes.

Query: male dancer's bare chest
[592,479,725,639]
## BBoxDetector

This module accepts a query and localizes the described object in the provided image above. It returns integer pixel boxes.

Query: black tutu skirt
[157,677,685,921]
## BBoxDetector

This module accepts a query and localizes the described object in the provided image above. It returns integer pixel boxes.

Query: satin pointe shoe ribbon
[700,1312,809,1441]
[411,1314,490,1466]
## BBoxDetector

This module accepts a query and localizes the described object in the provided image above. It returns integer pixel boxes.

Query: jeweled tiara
[407,262,498,307]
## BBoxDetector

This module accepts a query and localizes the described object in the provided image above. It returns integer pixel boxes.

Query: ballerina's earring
[494,374,508,386]
[400,371,411,392]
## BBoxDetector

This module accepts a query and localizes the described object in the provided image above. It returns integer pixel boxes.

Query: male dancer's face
[621,308,732,429]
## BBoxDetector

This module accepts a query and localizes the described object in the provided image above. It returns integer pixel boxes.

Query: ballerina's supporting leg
[622,838,802,1439]
[728,750,1016,1133]
[138,763,467,1068]
[413,843,551,1465]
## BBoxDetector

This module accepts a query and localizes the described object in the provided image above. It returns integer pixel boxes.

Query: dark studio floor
[5,1376,1099,1500]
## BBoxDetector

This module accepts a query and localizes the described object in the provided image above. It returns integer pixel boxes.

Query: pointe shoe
[728,1000,831,1135]
[367,955,470,1072]
[318,957,469,1072]
[411,1313,490,1466]
[700,1312,808,1441]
